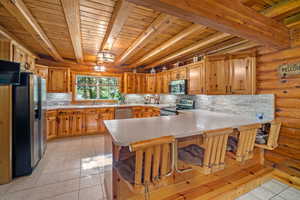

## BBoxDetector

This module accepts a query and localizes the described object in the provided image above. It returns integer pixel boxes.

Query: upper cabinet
[122,51,256,95]
[228,52,256,94]
[48,67,70,93]
[170,67,187,80]
[12,44,36,72]
[188,62,206,95]
[123,72,136,94]
[146,74,156,94]
[136,73,146,94]
[205,55,230,95]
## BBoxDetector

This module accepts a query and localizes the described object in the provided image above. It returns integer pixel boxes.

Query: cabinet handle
[226,86,228,93]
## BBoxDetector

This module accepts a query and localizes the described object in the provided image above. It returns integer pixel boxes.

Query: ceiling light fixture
[94,65,106,72]
[97,50,115,63]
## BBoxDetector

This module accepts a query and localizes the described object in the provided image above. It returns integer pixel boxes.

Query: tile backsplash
[190,94,274,121]
[47,92,274,121]
[47,93,72,106]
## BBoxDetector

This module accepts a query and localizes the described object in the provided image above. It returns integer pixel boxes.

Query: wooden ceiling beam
[125,0,290,50]
[141,32,232,70]
[115,13,175,66]
[61,0,84,63]
[100,0,133,51]
[127,24,206,68]
[262,0,300,18]
[0,0,64,62]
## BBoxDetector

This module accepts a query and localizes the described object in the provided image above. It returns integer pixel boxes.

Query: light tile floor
[0,135,299,200]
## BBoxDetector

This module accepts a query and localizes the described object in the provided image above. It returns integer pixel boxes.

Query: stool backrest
[129,136,175,187]
[236,123,261,161]
[202,128,233,173]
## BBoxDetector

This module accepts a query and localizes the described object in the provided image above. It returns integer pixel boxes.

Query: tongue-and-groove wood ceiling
[0,0,300,71]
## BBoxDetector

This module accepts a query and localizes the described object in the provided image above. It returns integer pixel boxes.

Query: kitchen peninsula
[103,109,276,200]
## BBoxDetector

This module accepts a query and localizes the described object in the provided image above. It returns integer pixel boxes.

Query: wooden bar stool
[115,136,176,195]
[177,128,233,175]
[228,124,261,162]
[255,120,281,150]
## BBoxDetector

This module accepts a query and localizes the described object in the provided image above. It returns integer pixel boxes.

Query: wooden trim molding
[71,72,122,104]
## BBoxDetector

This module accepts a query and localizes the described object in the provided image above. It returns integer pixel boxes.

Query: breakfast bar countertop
[45,103,175,110]
[104,109,271,146]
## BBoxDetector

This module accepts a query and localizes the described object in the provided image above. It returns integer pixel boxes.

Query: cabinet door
[98,108,114,133]
[229,55,256,94]
[85,110,99,134]
[205,56,230,95]
[170,70,178,81]
[70,111,84,136]
[46,113,57,140]
[136,74,146,94]
[57,112,71,137]
[161,72,170,94]
[124,73,136,94]
[178,68,187,80]
[48,68,69,93]
[188,62,205,94]
[146,74,156,94]
[156,73,163,94]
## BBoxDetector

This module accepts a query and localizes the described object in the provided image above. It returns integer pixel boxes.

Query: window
[75,75,120,101]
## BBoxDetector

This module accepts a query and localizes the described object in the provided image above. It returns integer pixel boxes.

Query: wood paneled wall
[257,45,300,178]
[0,40,12,184]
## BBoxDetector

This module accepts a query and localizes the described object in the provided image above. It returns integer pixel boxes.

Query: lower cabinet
[85,109,100,134]
[46,110,58,140]
[46,106,159,140]
[133,106,160,118]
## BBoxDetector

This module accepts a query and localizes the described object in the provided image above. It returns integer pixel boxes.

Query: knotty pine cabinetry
[122,52,255,95]
[12,44,36,71]
[187,62,206,95]
[47,67,70,93]
[132,106,160,118]
[46,106,158,140]
[146,74,156,94]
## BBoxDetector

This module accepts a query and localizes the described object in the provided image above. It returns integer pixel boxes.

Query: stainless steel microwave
[169,79,187,95]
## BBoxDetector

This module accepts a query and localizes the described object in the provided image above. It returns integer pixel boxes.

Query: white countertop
[104,109,271,146]
[45,103,175,110]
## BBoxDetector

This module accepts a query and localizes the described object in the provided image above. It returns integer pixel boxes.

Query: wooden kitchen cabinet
[156,73,163,94]
[12,44,36,71]
[70,110,85,136]
[146,74,156,94]
[35,65,48,79]
[205,55,230,95]
[188,62,206,94]
[135,73,146,94]
[98,108,115,133]
[57,110,72,137]
[85,109,99,134]
[123,72,136,94]
[228,52,256,94]
[161,71,170,94]
[48,67,70,93]
[170,67,187,80]
[46,110,57,140]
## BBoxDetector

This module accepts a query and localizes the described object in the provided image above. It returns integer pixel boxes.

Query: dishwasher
[115,107,133,119]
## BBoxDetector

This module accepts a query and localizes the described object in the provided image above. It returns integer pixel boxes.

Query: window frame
[71,72,122,103]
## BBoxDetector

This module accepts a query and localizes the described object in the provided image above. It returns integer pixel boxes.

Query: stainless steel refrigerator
[12,72,47,177]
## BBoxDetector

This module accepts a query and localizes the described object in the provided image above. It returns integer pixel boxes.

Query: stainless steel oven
[169,80,187,95]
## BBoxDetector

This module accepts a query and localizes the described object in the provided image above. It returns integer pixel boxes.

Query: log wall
[257,45,300,177]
